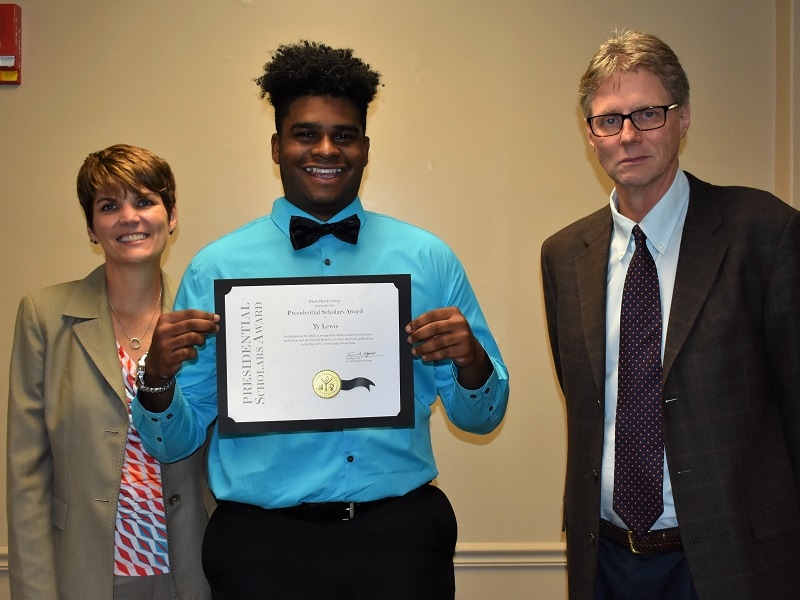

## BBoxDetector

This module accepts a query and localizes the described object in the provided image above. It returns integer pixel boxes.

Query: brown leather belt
[599,519,683,554]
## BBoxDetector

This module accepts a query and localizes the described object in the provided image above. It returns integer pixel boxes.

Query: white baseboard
[455,542,566,569]
[0,542,568,572]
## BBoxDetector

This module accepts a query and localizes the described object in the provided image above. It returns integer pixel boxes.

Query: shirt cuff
[132,388,183,459]
[450,359,502,398]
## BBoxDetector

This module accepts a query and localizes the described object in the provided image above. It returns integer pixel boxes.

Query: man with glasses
[541,30,800,599]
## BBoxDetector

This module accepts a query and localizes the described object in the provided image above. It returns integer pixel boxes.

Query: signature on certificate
[346,350,383,363]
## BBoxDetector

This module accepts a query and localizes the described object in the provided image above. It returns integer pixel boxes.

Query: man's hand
[405,307,492,389]
[145,309,220,379]
[138,309,219,411]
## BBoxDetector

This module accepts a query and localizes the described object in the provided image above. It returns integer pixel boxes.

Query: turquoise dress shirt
[133,197,509,508]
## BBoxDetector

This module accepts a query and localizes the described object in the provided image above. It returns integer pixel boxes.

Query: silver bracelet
[136,352,175,394]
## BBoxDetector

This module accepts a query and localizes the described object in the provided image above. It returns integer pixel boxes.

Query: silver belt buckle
[343,501,355,520]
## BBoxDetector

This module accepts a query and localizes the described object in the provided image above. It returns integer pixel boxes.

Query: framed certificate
[214,275,414,434]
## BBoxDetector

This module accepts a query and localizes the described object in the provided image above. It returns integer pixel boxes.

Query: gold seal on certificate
[312,369,342,399]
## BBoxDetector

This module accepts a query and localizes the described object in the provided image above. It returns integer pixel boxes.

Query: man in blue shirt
[133,41,509,599]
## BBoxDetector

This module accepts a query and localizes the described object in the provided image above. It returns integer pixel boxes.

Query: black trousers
[593,535,699,600]
[202,484,457,600]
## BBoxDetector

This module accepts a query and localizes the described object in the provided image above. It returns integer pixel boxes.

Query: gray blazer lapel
[65,265,128,405]
[663,177,726,377]
[576,215,613,400]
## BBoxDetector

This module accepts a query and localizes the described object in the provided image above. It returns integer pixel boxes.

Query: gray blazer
[541,172,800,599]
[7,265,213,599]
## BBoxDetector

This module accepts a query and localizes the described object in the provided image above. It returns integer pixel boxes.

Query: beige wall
[1,1,797,598]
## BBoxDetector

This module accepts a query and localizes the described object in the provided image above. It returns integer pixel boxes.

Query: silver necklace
[109,289,162,350]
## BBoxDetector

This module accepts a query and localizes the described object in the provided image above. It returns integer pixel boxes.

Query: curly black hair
[255,41,382,133]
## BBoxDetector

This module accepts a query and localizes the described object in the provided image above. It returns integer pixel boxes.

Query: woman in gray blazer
[7,145,212,599]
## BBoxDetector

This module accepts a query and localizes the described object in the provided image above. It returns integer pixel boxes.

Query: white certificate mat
[214,275,413,434]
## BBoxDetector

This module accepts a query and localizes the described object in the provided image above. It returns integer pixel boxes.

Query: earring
[91,239,99,245]
[169,229,175,235]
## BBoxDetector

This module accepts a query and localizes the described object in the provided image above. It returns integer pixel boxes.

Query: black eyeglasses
[587,103,679,137]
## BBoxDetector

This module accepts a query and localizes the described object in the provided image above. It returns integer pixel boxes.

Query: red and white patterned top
[113,344,171,576]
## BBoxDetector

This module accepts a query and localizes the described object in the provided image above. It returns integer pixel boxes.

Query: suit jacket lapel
[576,209,613,401]
[663,174,727,377]
[66,265,128,406]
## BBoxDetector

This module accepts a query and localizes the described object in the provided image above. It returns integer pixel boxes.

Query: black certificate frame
[214,274,414,434]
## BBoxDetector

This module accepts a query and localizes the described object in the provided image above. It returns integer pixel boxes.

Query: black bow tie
[289,214,361,250]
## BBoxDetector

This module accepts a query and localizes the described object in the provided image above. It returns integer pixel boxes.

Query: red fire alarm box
[0,4,21,85]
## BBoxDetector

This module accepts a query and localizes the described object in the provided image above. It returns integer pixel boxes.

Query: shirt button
[324,258,331,266]
[169,494,181,506]
[346,455,354,463]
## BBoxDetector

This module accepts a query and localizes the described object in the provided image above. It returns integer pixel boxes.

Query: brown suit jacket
[541,172,800,599]
[7,265,213,599]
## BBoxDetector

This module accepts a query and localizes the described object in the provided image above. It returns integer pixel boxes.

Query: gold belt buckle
[626,530,642,554]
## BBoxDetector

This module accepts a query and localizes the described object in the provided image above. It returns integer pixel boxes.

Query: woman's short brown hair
[77,144,176,229]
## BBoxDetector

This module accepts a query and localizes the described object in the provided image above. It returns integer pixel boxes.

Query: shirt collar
[609,169,689,262]
[271,197,365,240]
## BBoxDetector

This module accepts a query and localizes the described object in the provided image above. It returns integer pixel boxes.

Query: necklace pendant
[108,288,162,353]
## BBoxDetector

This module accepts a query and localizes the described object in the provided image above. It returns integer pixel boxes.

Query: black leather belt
[271,498,392,522]
[599,519,683,554]
[267,485,428,523]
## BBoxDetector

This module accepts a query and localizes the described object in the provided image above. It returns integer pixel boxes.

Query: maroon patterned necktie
[613,225,664,536]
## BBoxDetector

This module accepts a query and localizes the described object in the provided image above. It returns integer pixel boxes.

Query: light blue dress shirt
[133,197,509,508]
[600,169,690,531]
